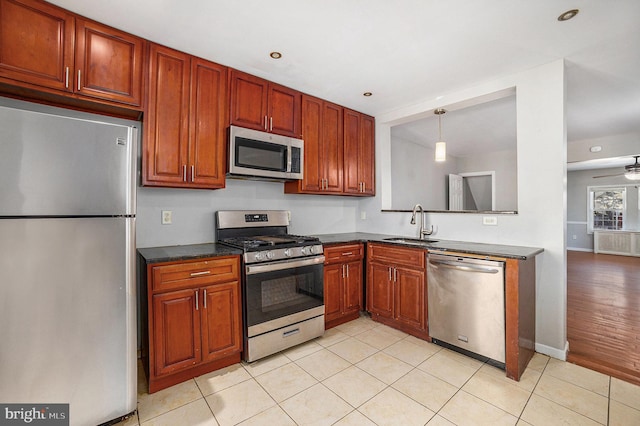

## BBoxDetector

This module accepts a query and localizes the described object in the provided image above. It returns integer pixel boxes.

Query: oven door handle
[246,255,325,275]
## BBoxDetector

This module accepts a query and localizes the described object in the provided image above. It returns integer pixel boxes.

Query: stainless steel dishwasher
[427,252,506,365]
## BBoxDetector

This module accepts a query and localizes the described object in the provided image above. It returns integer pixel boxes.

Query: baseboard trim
[567,247,593,252]
[535,341,568,361]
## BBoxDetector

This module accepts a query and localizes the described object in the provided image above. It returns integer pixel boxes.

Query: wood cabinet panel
[344,108,375,195]
[395,267,426,330]
[144,44,227,189]
[0,0,74,91]
[189,57,227,188]
[151,257,238,293]
[296,95,322,192]
[229,69,301,137]
[323,263,344,323]
[144,255,242,393]
[75,18,144,106]
[367,243,425,269]
[153,289,201,376]
[367,243,428,338]
[201,281,242,362]
[144,43,190,186]
[268,83,301,137]
[284,95,343,194]
[324,243,364,264]
[229,70,267,131]
[323,243,364,328]
[344,260,363,314]
[367,262,394,319]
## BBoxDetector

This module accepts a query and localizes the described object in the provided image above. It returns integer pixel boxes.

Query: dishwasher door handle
[428,260,500,274]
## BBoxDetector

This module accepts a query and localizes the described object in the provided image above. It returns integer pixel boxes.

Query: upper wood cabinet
[143,43,227,189]
[0,0,74,91]
[344,108,375,196]
[284,95,343,194]
[0,0,144,107]
[230,69,301,138]
[74,18,144,106]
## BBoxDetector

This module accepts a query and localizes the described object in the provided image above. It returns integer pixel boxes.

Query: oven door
[245,256,324,337]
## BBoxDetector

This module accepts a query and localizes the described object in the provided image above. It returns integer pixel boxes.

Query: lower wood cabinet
[143,256,242,393]
[323,243,364,329]
[366,243,428,339]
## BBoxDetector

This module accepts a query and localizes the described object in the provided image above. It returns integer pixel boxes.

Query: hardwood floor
[567,250,640,385]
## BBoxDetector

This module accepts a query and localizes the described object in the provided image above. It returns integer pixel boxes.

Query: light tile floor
[119,315,640,425]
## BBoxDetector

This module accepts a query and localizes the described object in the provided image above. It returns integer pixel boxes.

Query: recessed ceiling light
[557,9,579,21]
[363,92,372,97]
[269,51,282,59]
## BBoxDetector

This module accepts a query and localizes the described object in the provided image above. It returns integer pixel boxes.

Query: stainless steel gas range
[215,210,325,362]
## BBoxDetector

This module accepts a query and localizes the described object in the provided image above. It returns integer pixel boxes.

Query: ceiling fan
[593,156,640,180]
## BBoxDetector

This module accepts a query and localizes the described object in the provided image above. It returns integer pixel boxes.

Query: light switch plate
[482,216,498,226]
[161,210,172,225]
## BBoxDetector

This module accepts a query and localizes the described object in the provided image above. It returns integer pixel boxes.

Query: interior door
[449,174,463,210]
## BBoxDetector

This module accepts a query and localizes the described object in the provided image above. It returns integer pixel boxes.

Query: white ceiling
[49,0,640,156]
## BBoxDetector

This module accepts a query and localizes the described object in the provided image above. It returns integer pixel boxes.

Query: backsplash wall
[136,179,359,248]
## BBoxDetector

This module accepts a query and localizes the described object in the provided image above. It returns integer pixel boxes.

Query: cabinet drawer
[151,257,239,293]
[367,243,425,269]
[324,243,364,264]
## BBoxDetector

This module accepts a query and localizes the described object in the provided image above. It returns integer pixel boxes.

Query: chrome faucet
[410,203,433,239]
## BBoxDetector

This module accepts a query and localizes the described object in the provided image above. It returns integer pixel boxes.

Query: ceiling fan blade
[593,173,625,179]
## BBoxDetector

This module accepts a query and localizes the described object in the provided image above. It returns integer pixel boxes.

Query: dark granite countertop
[137,243,242,264]
[313,232,543,260]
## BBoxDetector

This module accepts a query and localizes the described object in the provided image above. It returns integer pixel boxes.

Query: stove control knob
[265,251,274,260]
[254,252,264,261]
[300,246,308,255]
[284,248,292,257]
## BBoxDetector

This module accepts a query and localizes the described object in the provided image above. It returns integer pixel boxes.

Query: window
[588,186,626,232]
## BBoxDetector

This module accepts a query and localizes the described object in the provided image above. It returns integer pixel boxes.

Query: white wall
[136,179,359,248]
[359,60,568,359]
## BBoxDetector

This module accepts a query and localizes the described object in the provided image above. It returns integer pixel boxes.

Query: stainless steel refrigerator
[0,97,138,425]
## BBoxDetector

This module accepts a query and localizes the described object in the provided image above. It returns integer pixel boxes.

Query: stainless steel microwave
[228,125,303,181]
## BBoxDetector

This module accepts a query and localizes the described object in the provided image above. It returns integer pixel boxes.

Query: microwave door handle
[287,144,292,172]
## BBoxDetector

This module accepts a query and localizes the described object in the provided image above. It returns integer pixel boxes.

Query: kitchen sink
[383,237,439,246]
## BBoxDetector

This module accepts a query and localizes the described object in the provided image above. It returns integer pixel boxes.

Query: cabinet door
[74,18,144,106]
[267,82,301,137]
[321,101,344,193]
[200,282,242,362]
[152,289,201,376]
[324,263,344,323]
[343,261,363,314]
[295,95,323,192]
[189,57,228,188]
[143,44,190,186]
[229,70,267,132]
[0,0,74,91]
[367,262,393,319]
[395,267,426,332]
[359,114,375,195]
[344,109,375,195]
[343,108,361,194]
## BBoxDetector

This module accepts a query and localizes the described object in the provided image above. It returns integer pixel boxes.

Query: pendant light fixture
[434,108,447,162]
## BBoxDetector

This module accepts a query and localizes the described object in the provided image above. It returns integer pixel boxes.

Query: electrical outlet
[482,216,498,226]
[161,210,172,225]
[572,234,577,240]
[360,211,367,220]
